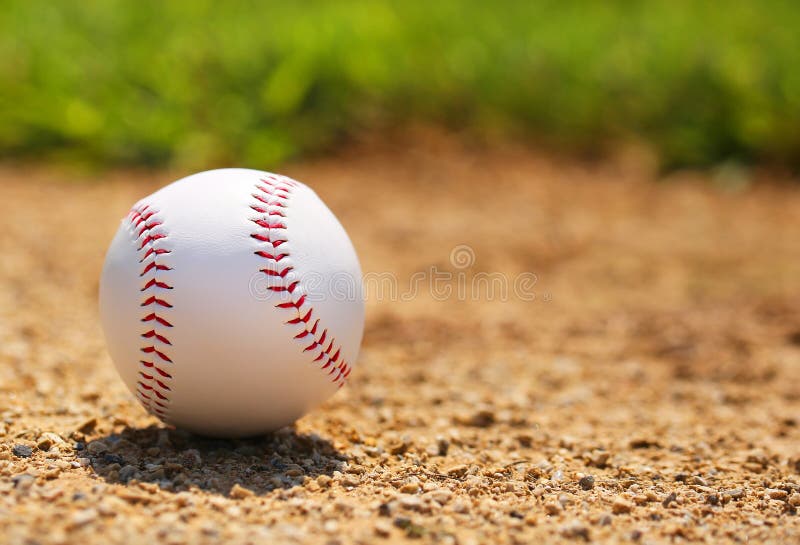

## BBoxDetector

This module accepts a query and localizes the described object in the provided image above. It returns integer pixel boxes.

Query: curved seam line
[250,175,352,387]
[127,203,175,416]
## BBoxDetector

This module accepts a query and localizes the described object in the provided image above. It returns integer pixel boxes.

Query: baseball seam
[127,203,174,417]
[250,175,353,388]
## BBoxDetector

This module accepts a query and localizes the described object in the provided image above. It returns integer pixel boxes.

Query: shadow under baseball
[88,425,348,497]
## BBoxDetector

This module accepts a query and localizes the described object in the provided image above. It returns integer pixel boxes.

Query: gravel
[1,149,800,544]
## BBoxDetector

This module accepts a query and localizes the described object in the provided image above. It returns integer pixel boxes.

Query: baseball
[99,169,364,437]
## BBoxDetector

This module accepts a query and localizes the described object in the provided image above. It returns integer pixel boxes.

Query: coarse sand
[1,140,800,544]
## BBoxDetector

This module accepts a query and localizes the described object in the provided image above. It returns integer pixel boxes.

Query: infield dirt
[1,137,800,544]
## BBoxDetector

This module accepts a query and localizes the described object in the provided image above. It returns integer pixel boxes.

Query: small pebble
[393,517,425,538]
[612,497,633,514]
[578,475,595,490]
[429,489,452,504]
[104,453,125,465]
[12,474,35,490]
[662,492,677,508]
[399,482,420,494]
[767,488,788,501]
[12,444,33,458]
[398,495,423,511]
[97,498,122,517]
[341,474,360,488]
[436,437,449,456]
[446,464,469,478]
[633,494,649,505]
[378,502,394,517]
[724,488,745,500]
[77,418,97,433]
[86,441,107,455]
[69,508,98,528]
[36,436,53,451]
[387,438,408,455]
[544,501,563,515]
[629,438,659,449]
[560,521,590,541]
[374,520,392,537]
[229,484,255,499]
[181,449,202,467]
[588,450,610,469]
[461,409,495,428]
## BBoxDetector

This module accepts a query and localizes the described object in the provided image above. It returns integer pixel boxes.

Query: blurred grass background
[1,0,799,170]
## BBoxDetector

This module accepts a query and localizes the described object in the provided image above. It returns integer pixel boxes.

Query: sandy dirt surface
[1,140,800,544]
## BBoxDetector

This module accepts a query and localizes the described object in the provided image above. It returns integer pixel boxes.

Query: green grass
[2,1,799,169]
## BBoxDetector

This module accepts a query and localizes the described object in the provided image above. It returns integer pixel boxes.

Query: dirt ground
[1,138,800,544]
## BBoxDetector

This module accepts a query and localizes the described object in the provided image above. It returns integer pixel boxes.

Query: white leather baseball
[99,169,364,437]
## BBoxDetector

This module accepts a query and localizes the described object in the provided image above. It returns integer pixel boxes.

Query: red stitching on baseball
[260,266,294,278]
[286,308,313,324]
[141,330,172,344]
[249,176,352,387]
[276,294,306,309]
[141,345,173,363]
[252,220,287,229]
[141,262,172,275]
[140,248,171,262]
[254,250,289,261]
[139,233,166,249]
[139,361,173,378]
[141,313,173,327]
[141,278,172,291]
[141,295,172,308]
[127,203,175,416]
